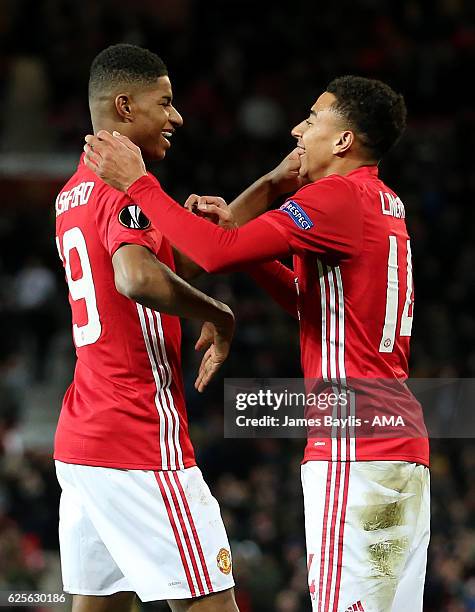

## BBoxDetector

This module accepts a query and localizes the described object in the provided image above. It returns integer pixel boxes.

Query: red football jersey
[123,167,428,466]
[54,156,196,470]
[262,166,429,466]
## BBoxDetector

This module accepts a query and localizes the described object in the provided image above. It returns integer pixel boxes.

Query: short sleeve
[260,175,363,260]
[95,186,162,257]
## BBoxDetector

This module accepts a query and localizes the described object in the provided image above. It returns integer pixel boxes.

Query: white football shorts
[55,461,234,602]
[302,460,430,612]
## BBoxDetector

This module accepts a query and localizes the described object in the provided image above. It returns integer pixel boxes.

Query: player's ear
[115,94,133,122]
[333,130,354,156]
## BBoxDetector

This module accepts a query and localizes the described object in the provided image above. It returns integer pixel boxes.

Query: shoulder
[90,179,155,235]
[290,174,359,212]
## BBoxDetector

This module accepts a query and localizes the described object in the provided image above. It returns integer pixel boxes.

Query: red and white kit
[262,167,430,612]
[125,165,430,611]
[54,156,234,600]
[261,167,429,466]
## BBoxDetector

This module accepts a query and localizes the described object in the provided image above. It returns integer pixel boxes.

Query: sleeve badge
[279,200,314,230]
[118,205,151,230]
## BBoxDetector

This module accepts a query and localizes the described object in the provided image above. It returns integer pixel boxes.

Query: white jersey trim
[137,304,169,469]
[153,310,184,469]
[316,262,355,462]
[136,304,184,470]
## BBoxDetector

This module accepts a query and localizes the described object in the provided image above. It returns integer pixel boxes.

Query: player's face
[291,92,346,182]
[128,75,183,161]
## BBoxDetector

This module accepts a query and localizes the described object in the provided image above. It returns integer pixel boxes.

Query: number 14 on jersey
[379,235,414,353]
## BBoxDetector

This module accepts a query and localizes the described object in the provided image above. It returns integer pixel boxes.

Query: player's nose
[291,121,304,139]
[170,105,183,128]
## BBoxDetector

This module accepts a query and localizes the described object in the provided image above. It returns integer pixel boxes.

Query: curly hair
[326,75,407,160]
[89,44,168,99]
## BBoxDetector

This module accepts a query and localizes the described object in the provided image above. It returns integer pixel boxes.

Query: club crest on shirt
[280,200,314,230]
[216,548,232,575]
[118,205,151,230]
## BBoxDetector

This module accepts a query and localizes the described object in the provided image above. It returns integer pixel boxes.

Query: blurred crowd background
[1,0,475,610]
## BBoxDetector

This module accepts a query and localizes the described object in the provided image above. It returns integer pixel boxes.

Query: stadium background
[1,0,474,610]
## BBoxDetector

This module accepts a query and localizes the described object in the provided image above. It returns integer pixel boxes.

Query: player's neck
[91,113,125,137]
[324,156,375,178]
[92,121,121,135]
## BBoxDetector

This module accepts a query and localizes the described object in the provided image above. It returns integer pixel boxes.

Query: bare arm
[228,148,304,226]
[112,244,234,391]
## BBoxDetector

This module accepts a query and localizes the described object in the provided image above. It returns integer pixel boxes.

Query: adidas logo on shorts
[346,602,365,612]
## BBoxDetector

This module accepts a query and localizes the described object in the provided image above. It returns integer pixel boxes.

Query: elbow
[115,267,174,308]
[115,269,150,301]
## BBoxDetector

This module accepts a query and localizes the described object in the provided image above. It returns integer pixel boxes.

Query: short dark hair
[88,44,168,99]
[326,75,407,160]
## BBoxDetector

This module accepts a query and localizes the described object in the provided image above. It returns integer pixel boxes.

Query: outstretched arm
[84,131,361,319]
[165,148,304,281]
[83,131,292,272]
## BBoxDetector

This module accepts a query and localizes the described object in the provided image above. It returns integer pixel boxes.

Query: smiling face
[115,75,183,161]
[291,91,354,182]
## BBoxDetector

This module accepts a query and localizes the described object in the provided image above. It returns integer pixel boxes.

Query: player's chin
[157,140,172,160]
[145,145,167,162]
[156,147,167,161]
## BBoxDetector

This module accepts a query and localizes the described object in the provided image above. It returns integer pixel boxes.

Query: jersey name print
[54,155,196,470]
[55,181,95,216]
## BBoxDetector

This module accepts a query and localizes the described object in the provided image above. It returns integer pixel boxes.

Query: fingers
[286,149,302,166]
[184,194,200,211]
[288,147,302,160]
[112,130,140,153]
[84,130,131,154]
[195,357,210,393]
[84,134,110,158]
[195,332,212,351]
[197,196,228,209]
[185,195,228,210]
[95,129,117,144]
[195,348,210,391]
[197,203,230,218]
[184,195,229,224]
[195,348,219,392]
[83,156,98,173]
[195,321,213,351]
[85,134,104,153]
[194,327,231,391]
[83,143,102,167]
